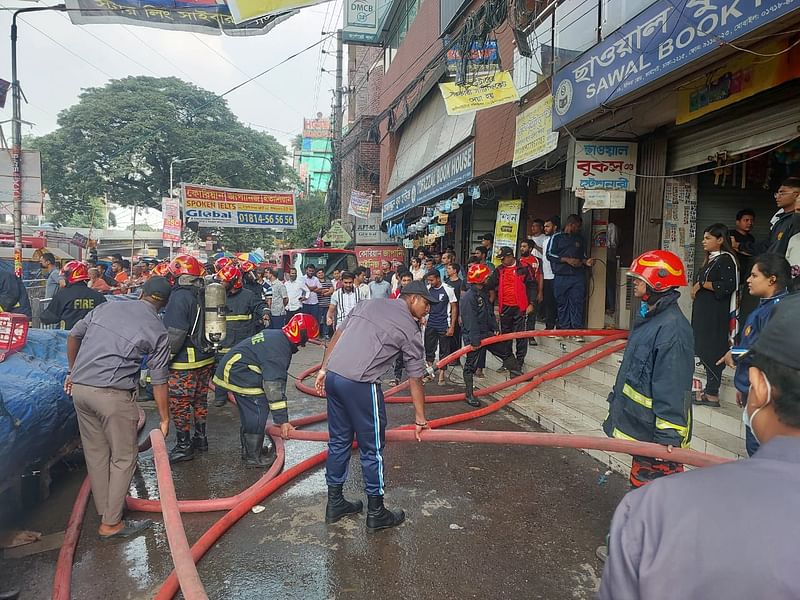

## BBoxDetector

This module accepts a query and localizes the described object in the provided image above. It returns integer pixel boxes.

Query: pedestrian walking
[0,269,32,320]
[424,270,457,384]
[691,223,738,408]
[315,281,433,531]
[461,264,522,407]
[599,293,800,600]
[316,268,334,339]
[213,314,318,467]
[65,277,172,540]
[162,255,216,463]
[40,261,106,330]
[327,271,364,329]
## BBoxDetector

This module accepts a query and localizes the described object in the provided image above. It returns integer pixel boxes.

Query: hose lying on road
[52,330,733,600]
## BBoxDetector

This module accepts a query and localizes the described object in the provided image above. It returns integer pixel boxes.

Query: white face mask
[744,374,772,444]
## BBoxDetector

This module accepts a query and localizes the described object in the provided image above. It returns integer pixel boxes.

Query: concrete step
[466,344,746,477]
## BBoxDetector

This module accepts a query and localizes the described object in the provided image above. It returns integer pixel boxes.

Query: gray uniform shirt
[599,436,800,600]
[70,299,171,390]
[326,298,425,383]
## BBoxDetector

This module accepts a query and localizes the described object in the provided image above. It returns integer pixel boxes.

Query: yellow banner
[512,95,559,167]
[439,71,519,116]
[676,39,800,124]
[226,0,318,23]
[491,199,522,265]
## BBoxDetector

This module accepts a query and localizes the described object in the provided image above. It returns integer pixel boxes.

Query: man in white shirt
[530,219,548,261]
[283,267,308,319]
[327,271,364,328]
[540,216,559,330]
[301,264,322,324]
[354,266,372,300]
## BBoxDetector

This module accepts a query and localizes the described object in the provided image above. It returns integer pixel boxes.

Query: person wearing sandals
[717,254,791,456]
[691,223,739,408]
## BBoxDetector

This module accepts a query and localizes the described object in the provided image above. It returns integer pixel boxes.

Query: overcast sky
[0,0,345,151]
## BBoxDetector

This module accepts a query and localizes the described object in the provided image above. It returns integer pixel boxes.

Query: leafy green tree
[285,191,327,249]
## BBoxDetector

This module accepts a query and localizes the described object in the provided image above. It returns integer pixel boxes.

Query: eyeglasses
[774,190,798,197]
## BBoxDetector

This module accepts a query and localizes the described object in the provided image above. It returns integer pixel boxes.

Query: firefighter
[151,261,173,281]
[214,256,235,273]
[40,261,106,330]
[212,263,269,408]
[461,263,522,407]
[0,269,31,320]
[239,260,264,300]
[162,254,216,463]
[603,249,694,488]
[213,313,319,467]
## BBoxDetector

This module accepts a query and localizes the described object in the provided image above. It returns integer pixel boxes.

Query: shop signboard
[355,213,392,244]
[577,189,627,211]
[439,71,519,116]
[571,141,637,192]
[323,221,352,248]
[491,199,522,265]
[512,96,559,167]
[552,0,800,127]
[303,116,331,139]
[162,197,182,242]
[383,142,474,221]
[182,183,297,229]
[348,190,372,220]
[444,38,499,81]
[343,0,392,45]
[676,38,800,124]
[0,150,43,217]
[355,245,405,270]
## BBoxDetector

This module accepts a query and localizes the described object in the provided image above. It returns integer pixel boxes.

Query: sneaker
[496,366,508,373]
[528,338,538,347]
[595,545,608,562]
[387,378,400,387]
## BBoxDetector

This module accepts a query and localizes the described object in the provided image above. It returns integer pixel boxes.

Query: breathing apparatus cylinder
[204,282,227,348]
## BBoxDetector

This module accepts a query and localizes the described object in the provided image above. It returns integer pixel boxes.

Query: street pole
[129,202,137,277]
[9,5,66,278]
[331,29,343,225]
[168,157,197,260]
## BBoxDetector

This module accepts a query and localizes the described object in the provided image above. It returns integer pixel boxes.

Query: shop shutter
[668,97,800,173]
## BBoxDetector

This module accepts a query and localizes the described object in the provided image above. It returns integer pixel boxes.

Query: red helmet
[216,263,243,290]
[239,260,256,274]
[627,250,687,291]
[151,262,171,278]
[467,263,491,284]
[214,257,235,272]
[61,260,90,285]
[282,313,320,346]
[169,254,204,277]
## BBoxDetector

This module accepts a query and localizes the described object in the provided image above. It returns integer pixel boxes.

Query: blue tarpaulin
[0,329,76,484]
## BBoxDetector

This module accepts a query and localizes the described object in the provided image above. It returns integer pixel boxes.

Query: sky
[0,0,346,151]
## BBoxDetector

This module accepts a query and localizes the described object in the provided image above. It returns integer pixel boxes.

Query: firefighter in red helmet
[40,261,107,330]
[213,313,319,467]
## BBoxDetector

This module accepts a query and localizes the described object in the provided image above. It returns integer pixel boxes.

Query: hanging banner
[65,0,295,35]
[676,39,800,124]
[0,150,43,217]
[552,0,800,127]
[577,189,627,211]
[182,183,296,229]
[343,0,392,45]
[162,197,182,242]
[348,190,372,220]
[439,71,519,116]
[571,140,637,192]
[444,38,500,82]
[227,0,319,24]
[491,199,522,265]
[512,96,559,167]
[355,245,405,270]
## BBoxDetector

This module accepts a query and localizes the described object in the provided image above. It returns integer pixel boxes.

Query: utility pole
[9,4,66,278]
[169,157,197,260]
[331,29,343,225]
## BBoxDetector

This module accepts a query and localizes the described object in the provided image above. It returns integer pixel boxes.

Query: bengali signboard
[348,190,372,220]
[0,150,42,217]
[439,71,519,116]
[162,197,182,242]
[323,221,352,248]
[552,0,800,127]
[571,141,637,192]
[355,214,392,244]
[182,183,297,229]
[512,96,559,167]
[65,0,295,35]
[355,245,405,270]
[343,0,391,45]
[491,199,522,265]
[383,142,474,221]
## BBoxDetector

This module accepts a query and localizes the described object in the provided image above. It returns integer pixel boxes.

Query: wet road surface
[1,344,629,599]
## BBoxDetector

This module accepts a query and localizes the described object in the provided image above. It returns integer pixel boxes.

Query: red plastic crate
[0,313,29,362]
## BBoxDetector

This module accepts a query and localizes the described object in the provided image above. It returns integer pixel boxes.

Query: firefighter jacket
[219,287,268,354]
[0,270,31,319]
[162,284,215,370]
[212,329,295,423]
[602,290,694,448]
[460,286,498,347]
[40,282,106,330]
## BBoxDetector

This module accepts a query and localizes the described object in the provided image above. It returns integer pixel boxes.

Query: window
[601,0,657,38]
[383,0,422,71]
[554,0,599,71]
[512,15,554,97]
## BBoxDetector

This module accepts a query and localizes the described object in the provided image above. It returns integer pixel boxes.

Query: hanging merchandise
[438,213,449,225]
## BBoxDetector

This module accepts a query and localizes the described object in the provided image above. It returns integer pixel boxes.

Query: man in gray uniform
[65,277,172,541]
[600,293,800,599]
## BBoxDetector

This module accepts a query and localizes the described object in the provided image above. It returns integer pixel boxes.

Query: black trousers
[424,326,450,364]
[541,279,557,329]
[500,306,527,364]
[463,339,512,375]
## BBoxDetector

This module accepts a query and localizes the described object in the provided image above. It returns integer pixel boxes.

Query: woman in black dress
[691,223,739,407]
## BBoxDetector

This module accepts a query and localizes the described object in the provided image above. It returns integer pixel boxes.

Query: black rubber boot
[240,430,247,460]
[169,431,194,464]
[366,495,405,532]
[192,422,208,452]
[463,373,480,407]
[503,356,523,378]
[325,485,364,524]
[243,433,273,469]
[213,386,228,408]
[262,434,275,458]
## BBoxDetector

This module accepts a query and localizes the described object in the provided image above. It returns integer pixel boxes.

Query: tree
[285,191,326,249]
[29,76,295,233]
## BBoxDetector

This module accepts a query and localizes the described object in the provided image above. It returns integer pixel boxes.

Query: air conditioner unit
[617,266,634,330]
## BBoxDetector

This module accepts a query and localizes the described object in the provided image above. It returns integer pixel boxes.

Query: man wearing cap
[600,293,800,599]
[65,277,172,541]
[314,280,433,532]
